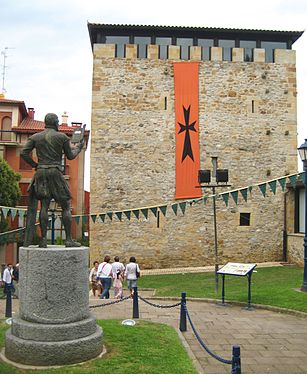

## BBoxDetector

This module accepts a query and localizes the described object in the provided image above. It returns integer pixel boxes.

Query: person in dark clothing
[21,113,84,248]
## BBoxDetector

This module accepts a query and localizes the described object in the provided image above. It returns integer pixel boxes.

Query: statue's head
[44,113,59,130]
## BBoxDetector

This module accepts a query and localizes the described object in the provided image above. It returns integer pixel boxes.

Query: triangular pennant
[159,205,167,216]
[91,214,97,223]
[298,172,305,185]
[150,207,157,217]
[132,210,140,219]
[115,212,122,221]
[10,209,17,220]
[107,212,113,220]
[288,175,297,189]
[259,183,267,197]
[248,186,253,193]
[74,216,80,224]
[221,193,229,206]
[18,211,25,227]
[123,211,131,220]
[230,191,238,205]
[179,202,186,215]
[2,208,8,218]
[278,178,286,191]
[99,214,106,222]
[171,204,178,215]
[239,188,248,202]
[203,196,208,204]
[82,215,88,224]
[141,209,148,219]
[268,180,277,194]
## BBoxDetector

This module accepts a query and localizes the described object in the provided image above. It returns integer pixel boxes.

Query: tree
[0,158,21,207]
[0,158,21,241]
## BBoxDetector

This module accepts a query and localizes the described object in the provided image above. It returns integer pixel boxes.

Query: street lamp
[298,139,307,292]
[198,158,231,293]
[49,199,56,245]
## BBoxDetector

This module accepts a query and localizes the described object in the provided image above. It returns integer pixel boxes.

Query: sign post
[217,262,257,309]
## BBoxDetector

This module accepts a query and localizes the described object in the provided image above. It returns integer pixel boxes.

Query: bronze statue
[21,113,84,248]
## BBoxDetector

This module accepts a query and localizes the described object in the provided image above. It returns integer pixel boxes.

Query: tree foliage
[0,158,21,207]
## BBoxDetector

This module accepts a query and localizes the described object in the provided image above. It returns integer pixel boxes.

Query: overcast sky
[1,0,307,190]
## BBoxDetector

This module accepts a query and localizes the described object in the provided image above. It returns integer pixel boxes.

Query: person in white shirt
[111,256,125,278]
[97,256,113,299]
[3,264,13,295]
[124,256,140,296]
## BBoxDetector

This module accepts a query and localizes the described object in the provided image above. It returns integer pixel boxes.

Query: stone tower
[88,24,303,268]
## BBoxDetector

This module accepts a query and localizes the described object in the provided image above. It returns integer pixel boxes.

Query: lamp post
[49,199,56,245]
[198,160,231,293]
[298,139,307,292]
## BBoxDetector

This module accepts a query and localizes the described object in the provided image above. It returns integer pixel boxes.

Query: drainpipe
[283,190,289,263]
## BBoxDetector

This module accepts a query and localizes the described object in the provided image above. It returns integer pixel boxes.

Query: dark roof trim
[88,22,304,50]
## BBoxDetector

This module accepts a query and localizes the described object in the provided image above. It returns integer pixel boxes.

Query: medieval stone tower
[88,23,303,268]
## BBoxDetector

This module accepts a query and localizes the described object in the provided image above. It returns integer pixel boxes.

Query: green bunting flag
[259,183,267,197]
[107,212,113,221]
[288,175,297,189]
[179,202,186,215]
[132,210,140,219]
[278,177,286,191]
[159,205,167,216]
[150,207,157,217]
[11,209,17,220]
[298,172,305,185]
[230,191,238,205]
[141,209,148,219]
[74,216,80,224]
[171,204,178,215]
[239,188,248,202]
[115,212,122,221]
[248,186,253,193]
[123,211,131,220]
[268,180,277,194]
[91,214,97,223]
[2,208,8,218]
[203,196,208,204]
[99,214,106,223]
[221,193,229,206]
[82,215,88,224]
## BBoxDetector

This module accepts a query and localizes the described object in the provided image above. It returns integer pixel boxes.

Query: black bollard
[231,345,241,374]
[132,286,139,319]
[179,292,187,332]
[5,285,12,318]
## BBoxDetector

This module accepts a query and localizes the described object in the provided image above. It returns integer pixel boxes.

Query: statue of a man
[21,113,84,248]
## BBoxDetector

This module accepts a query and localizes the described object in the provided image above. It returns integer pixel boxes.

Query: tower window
[240,213,251,226]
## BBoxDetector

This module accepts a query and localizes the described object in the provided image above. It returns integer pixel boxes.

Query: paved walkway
[1,262,307,373]
[89,290,307,374]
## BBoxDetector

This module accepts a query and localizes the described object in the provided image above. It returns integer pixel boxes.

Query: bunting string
[0,171,305,235]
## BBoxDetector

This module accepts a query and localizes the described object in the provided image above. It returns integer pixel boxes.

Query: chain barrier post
[231,345,241,374]
[132,287,139,319]
[179,292,187,332]
[5,285,12,318]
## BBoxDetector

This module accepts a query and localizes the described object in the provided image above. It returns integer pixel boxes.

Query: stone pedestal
[5,246,103,366]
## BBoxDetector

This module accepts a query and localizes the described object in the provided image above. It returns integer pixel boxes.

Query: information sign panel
[217,262,257,277]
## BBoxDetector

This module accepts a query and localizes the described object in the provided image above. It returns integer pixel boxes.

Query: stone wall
[287,233,304,266]
[90,44,298,268]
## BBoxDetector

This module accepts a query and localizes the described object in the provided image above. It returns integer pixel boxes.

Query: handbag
[136,264,140,278]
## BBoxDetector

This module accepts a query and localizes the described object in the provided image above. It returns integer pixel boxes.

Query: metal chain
[89,295,131,308]
[184,303,232,365]
[138,295,181,309]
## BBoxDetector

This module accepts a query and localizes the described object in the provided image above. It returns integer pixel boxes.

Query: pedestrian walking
[97,256,113,299]
[124,256,140,296]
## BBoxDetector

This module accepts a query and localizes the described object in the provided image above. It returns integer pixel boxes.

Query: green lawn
[138,266,307,313]
[0,319,197,374]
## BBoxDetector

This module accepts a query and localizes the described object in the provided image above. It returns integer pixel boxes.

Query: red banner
[174,62,201,199]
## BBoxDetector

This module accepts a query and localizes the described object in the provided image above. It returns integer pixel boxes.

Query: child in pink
[113,270,123,299]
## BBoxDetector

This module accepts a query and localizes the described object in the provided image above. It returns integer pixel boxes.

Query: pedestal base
[4,246,103,366]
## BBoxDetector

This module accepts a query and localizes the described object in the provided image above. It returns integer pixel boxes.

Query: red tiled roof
[16,118,82,134]
[0,98,28,118]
